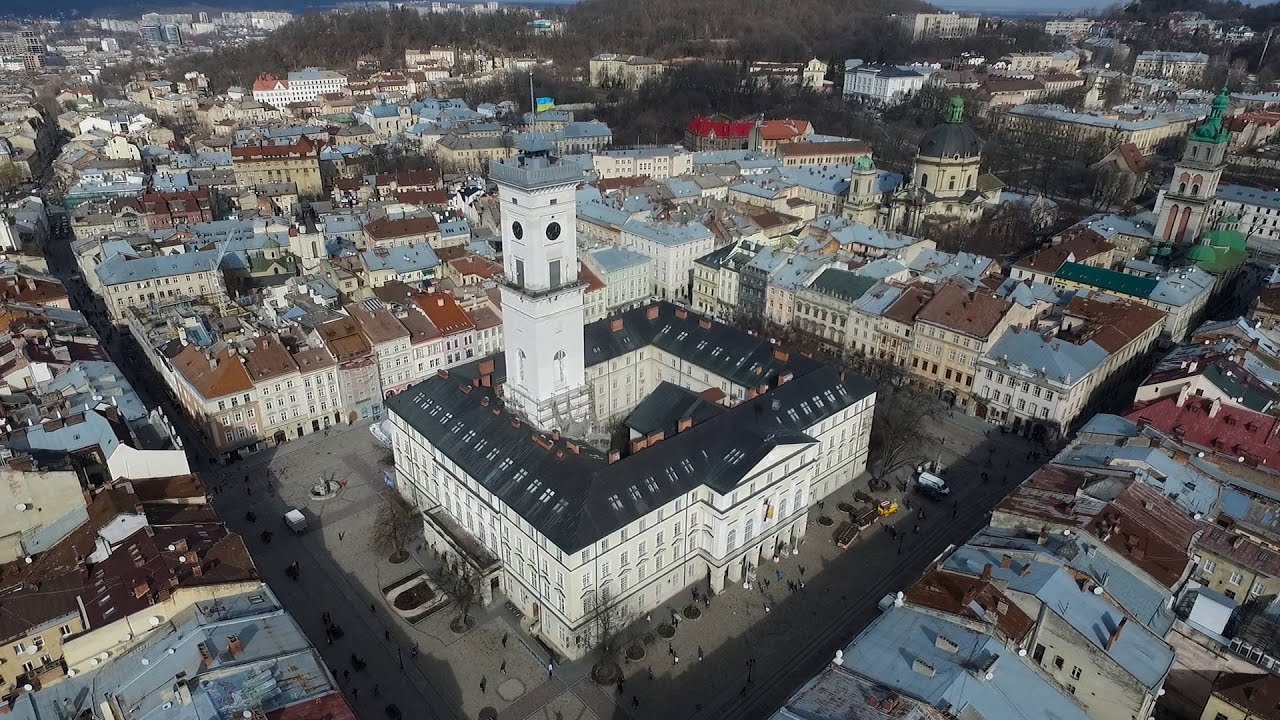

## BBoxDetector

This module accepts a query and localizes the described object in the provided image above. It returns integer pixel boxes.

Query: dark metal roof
[624,381,725,437]
[387,303,874,553]
[917,121,984,159]
[584,301,823,387]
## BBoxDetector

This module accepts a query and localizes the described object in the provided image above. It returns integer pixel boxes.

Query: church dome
[917,97,984,159]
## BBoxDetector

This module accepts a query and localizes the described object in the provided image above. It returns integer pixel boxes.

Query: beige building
[95,248,227,324]
[231,136,323,195]
[0,468,84,565]
[1134,51,1209,83]
[435,134,518,172]
[911,284,1035,408]
[589,54,667,89]
[997,104,1204,154]
[591,146,692,180]
[898,12,979,40]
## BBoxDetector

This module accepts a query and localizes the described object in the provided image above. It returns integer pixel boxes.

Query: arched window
[779,497,788,518]
[727,529,737,552]
[920,173,930,189]
[948,177,956,190]
[517,349,527,384]
[1192,184,1200,195]
[553,350,566,387]
[852,179,860,194]
[1178,182,1187,193]
[745,518,755,542]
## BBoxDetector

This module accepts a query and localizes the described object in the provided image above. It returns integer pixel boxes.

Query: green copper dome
[854,155,875,171]
[1189,83,1232,144]
[1186,244,1218,263]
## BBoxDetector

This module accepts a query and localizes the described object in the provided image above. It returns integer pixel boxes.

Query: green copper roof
[1205,227,1246,252]
[1055,262,1158,298]
[1189,83,1231,144]
[854,155,875,171]
[946,96,965,123]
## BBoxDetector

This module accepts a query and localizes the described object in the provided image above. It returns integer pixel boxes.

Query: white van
[916,471,950,495]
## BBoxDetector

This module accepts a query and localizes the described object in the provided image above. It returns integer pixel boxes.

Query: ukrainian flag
[535,97,555,112]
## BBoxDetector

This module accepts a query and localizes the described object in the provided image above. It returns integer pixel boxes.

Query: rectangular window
[515,258,525,287]
[549,259,561,287]
[1070,666,1081,680]
[1230,572,1244,585]
[1053,656,1064,670]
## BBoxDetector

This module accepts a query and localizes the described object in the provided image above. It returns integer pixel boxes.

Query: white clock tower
[492,143,591,433]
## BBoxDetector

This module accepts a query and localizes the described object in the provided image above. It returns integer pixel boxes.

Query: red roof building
[140,189,214,231]
[683,116,755,152]
[1127,393,1280,469]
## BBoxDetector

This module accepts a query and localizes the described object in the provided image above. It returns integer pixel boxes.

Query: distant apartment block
[1134,51,1210,83]
[251,68,348,108]
[897,12,979,40]
[1045,17,1094,35]
[588,54,667,89]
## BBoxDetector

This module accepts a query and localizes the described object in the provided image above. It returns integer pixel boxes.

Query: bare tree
[581,586,630,677]
[869,386,945,489]
[0,162,23,196]
[432,556,480,632]
[369,485,419,563]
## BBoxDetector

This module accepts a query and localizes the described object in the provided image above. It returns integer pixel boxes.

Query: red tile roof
[364,216,440,239]
[997,464,1199,587]
[756,119,811,141]
[1126,394,1280,469]
[915,284,1013,339]
[231,137,318,161]
[904,568,1034,642]
[252,74,286,92]
[412,292,474,336]
[685,116,754,140]
[1016,229,1114,275]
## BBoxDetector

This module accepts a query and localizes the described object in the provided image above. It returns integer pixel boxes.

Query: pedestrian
[800,580,805,590]
[799,565,805,576]
[674,654,680,665]
[370,603,376,614]
[632,695,640,709]
[352,688,358,701]
[765,603,771,613]
[617,678,625,694]
[952,502,958,519]
[502,632,509,648]
[668,642,673,656]
[646,612,651,624]
[384,630,391,641]
[338,531,345,542]
[698,646,704,661]
[647,666,654,680]
[480,676,487,694]
[547,661,554,678]
[501,659,507,675]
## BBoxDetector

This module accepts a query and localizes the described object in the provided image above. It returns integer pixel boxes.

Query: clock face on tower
[511,221,523,240]
[545,222,561,241]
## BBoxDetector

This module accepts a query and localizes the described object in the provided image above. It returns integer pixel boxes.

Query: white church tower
[492,142,592,433]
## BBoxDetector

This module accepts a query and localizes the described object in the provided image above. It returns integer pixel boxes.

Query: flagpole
[529,70,536,126]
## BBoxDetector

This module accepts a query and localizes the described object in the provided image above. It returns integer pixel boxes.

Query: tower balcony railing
[500,277,585,300]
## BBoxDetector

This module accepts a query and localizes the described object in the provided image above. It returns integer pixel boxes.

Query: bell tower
[843,155,881,226]
[1155,84,1230,243]
[492,142,591,433]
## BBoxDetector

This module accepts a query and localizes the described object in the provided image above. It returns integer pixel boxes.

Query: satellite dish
[141,658,149,666]
[14,503,26,512]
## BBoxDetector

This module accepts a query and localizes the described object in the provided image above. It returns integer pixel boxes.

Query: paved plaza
[191,407,1046,720]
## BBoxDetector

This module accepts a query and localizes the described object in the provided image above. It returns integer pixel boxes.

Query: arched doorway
[273,430,286,445]
[348,411,358,424]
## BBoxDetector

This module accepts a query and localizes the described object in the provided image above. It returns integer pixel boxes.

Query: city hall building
[387,145,875,659]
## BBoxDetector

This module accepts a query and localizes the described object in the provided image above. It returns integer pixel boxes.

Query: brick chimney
[646,306,660,320]
[607,450,621,464]
[197,641,215,668]
[1209,397,1222,418]
[1037,527,1049,545]
[226,634,243,658]
[1176,383,1191,407]
[610,318,623,332]
[678,417,693,433]
[1105,617,1127,651]
[1000,554,1012,569]
[980,563,992,583]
